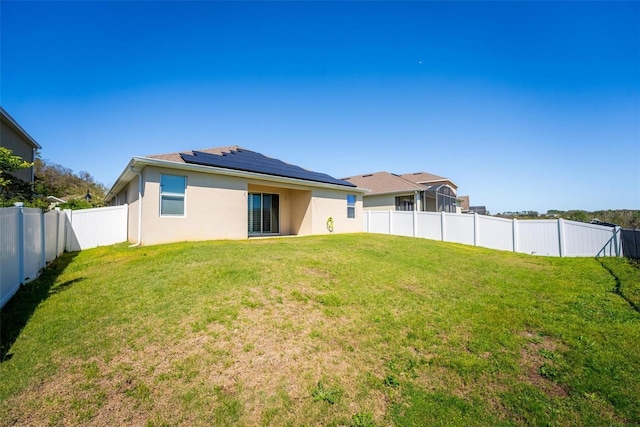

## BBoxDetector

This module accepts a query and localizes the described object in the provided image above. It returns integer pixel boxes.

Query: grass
[1,234,639,426]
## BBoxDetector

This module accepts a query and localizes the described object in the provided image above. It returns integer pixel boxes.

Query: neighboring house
[105,146,365,246]
[458,195,470,212]
[469,206,488,215]
[343,171,462,213]
[0,107,42,183]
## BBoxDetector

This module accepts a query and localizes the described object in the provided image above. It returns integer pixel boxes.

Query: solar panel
[180,148,356,187]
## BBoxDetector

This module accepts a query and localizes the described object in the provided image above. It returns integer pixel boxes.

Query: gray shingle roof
[342,172,426,195]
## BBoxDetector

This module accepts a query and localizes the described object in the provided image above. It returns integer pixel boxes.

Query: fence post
[473,212,479,246]
[16,204,25,284]
[512,218,518,253]
[441,211,446,241]
[40,211,46,269]
[558,218,565,257]
[613,226,620,257]
[54,208,60,256]
[389,210,393,235]
[413,210,417,237]
[64,209,72,251]
[366,210,370,233]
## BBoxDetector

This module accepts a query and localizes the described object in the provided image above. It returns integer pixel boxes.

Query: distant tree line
[496,210,640,229]
[0,149,107,210]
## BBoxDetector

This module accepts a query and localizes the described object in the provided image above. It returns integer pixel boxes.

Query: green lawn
[1,234,639,426]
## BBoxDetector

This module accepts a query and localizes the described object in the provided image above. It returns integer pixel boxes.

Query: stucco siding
[110,163,364,245]
[362,194,396,211]
[126,177,139,243]
[290,189,312,235]
[310,189,363,235]
[0,124,35,183]
[141,167,248,245]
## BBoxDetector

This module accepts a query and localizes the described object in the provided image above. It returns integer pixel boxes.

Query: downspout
[129,167,143,247]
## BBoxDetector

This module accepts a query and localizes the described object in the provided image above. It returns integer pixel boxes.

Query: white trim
[159,173,187,218]
[346,194,357,220]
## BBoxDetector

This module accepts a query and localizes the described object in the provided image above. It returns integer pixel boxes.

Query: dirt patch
[2,286,388,426]
[207,287,388,424]
[519,332,568,398]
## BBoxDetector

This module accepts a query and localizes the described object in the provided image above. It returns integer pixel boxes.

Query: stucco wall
[141,167,248,245]
[310,188,363,235]
[112,165,364,245]
[0,122,35,183]
[125,177,140,243]
[362,194,397,211]
[290,189,312,235]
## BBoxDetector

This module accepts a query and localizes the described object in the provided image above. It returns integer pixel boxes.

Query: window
[160,174,186,216]
[395,195,414,211]
[347,194,356,219]
[248,193,280,234]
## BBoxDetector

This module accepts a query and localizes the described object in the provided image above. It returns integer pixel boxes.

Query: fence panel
[368,211,391,235]
[392,211,414,237]
[513,220,560,256]
[443,213,475,246]
[57,210,66,257]
[477,215,514,252]
[23,208,44,282]
[416,212,442,240]
[65,205,128,251]
[564,221,619,257]
[362,210,625,258]
[44,210,61,263]
[0,208,21,307]
[622,229,639,260]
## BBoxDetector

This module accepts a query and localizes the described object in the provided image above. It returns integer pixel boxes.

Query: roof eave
[106,157,366,201]
[365,189,426,197]
[0,107,42,149]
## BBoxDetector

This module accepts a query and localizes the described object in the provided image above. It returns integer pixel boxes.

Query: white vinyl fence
[0,205,128,308]
[364,211,622,258]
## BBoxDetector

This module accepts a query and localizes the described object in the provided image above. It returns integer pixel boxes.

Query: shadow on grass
[0,251,79,362]
[597,257,640,314]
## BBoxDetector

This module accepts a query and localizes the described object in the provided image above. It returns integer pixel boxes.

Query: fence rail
[364,210,622,258]
[0,205,128,308]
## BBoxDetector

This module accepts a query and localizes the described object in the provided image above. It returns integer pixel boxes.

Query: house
[458,195,470,212]
[105,146,365,246]
[0,107,42,183]
[468,206,488,215]
[343,171,462,213]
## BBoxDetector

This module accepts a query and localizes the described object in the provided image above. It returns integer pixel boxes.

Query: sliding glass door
[248,193,280,235]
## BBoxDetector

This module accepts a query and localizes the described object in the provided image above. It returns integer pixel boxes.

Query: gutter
[128,166,143,247]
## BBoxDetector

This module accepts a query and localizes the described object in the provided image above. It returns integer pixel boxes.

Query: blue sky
[2,1,638,213]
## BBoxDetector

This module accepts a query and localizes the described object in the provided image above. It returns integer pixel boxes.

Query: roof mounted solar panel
[180,148,356,187]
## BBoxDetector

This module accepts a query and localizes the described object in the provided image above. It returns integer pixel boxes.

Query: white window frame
[347,194,356,219]
[160,174,187,217]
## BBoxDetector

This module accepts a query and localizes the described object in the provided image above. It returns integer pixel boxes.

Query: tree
[0,147,32,191]
[0,147,37,206]
[33,155,107,208]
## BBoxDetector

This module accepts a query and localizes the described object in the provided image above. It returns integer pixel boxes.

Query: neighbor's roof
[399,172,457,189]
[0,107,42,149]
[342,171,426,195]
[106,146,358,201]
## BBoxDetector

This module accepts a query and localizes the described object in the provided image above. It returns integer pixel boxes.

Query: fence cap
[13,202,24,207]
